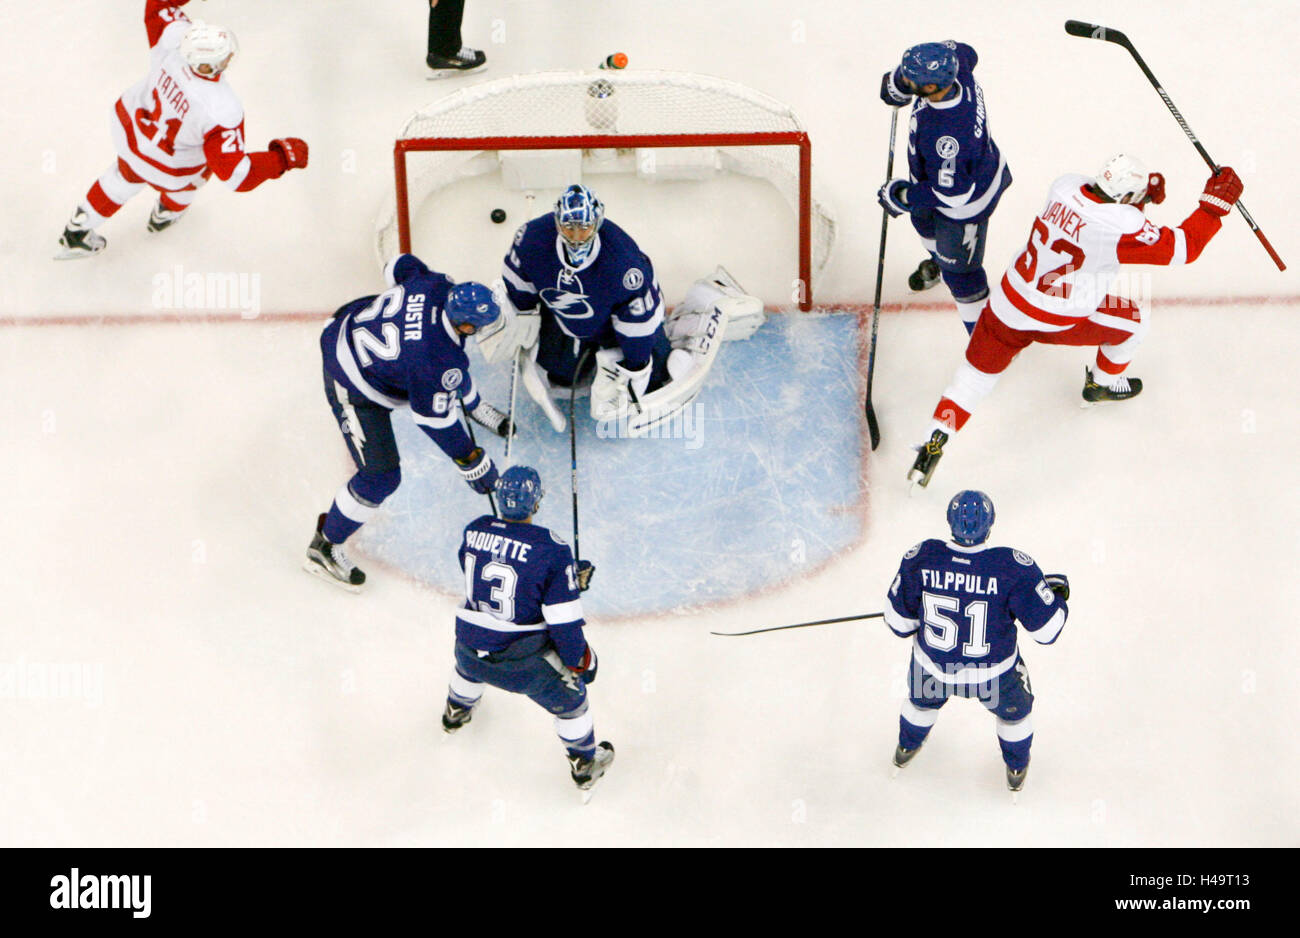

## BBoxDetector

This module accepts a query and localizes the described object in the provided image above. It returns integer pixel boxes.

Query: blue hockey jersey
[885,539,1067,684]
[501,215,665,370]
[455,515,588,667]
[894,41,1010,220]
[321,254,479,461]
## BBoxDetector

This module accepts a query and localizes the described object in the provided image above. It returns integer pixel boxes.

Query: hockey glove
[1044,574,1070,602]
[879,68,913,107]
[1142,172,1166,206]
[1199,167,1243,217]
[568,644,598,685]
[469,401,514,439]
[269,138,309,173]
[454,447,498,494]
[575,559,595,592]
[878,179,912,218]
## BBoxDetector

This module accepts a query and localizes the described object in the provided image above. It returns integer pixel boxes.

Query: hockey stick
[461,396,498,517]
[863,107,900,449]
[504,346,521,464]
[710,611,884,637]
[569,347,593,564]
[1064,19,1286,271]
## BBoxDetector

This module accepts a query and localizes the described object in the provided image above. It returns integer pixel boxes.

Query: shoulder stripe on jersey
[222,154,252,191]
[456,607,547,633]
[412,409,460,430]
[502,264,536,294]
[1028,606,1067,644]
[1171,226,1188,265]
[542,598,584,626]
[613,299,665,337]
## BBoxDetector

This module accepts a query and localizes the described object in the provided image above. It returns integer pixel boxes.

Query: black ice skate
[303,513,366,592]
[441,700,473,734]
[907,430,949,490]
[468,401,513,438]
[892,742,924,770]
[908,258,941,292]
[426,47,486,78]
[569,742,615,803]
[54,210,106,260]
[1006,761,1029,794]
[1081,367,1143,405]
[146,202,185,234]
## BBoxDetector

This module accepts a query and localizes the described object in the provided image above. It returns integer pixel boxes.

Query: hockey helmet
[445,282,501,333]
[1094,153,1150,205]
[554,184,605,265]
[900,42,959,92]
[496,466,544,521]
[181,21,239,76]
[947,490,995,546]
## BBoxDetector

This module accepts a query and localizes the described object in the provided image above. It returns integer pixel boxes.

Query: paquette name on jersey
[465,529,533,562]
[920,568,999,595]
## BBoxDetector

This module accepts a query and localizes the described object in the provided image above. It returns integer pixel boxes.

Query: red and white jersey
[110,2,281,193]
[990,172,1223,332]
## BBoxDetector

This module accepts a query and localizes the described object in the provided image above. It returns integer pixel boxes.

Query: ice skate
[426,47,486,78]
[908,258,941,292]
[569,741,615,803]
[146,202,185,234]
[441,700,473,734]
[907,430,948,492]
[1006,761,1029,802]
[1081,367,1143,406]
[468,401,512,438]
[303,513,365,592]
[891,741,925,777]
[54,210,106,260]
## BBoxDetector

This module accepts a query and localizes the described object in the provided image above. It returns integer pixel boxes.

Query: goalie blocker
[478,267,765,436]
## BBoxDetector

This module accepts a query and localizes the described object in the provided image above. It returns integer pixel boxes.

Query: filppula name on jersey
[921,568,998,594]
[50,869,151,919]
[152,264,261,319]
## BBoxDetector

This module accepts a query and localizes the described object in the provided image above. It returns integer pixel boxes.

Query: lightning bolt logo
[962,223,979,264]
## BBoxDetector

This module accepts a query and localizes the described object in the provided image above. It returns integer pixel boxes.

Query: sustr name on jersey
[465,529,533,562]
[403,292,425,341]
[920,567,999,595]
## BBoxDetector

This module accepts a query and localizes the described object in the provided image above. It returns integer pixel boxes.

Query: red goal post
[379,70,835,311]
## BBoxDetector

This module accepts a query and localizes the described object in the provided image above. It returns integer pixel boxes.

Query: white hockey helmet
[181,20,239,76]
[1094,153,1149,204]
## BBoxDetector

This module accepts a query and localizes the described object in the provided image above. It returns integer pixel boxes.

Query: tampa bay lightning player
[884,490,1068,794]
[495,184,670,419]
[441,466,612,797]
[878,41,1012,333]
[304,253,510,592]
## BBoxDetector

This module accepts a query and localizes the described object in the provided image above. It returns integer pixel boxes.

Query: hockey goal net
[377,69,835,311]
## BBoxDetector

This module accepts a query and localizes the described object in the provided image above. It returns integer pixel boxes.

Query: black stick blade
[1064,19,1128,44]
[865,400,881,450]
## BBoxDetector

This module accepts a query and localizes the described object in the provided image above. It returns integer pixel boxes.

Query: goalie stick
[863,107,900,448]
[711,611,884,637]
[1064,19,1285,271]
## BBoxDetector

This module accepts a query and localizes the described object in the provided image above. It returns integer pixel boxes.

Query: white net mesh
[376,70,835,298]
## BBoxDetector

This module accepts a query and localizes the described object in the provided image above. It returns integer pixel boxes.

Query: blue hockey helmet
[900,42,959,92]
[445,282,500,333]
[947,490,995,546]
[554,184,604,265]
[496,466,544,521]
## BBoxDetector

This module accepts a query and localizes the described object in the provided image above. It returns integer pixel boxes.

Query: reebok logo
[49,868,151,919]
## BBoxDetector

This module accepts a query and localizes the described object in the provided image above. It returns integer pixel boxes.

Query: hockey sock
[899,699,940,750]
[322,470,398,544]
[81,163,148,227]
[943,270,990,335]
[447,668,484,709]
[555,708,596,760]
[996,716,1033,772]
[157,189,195,213]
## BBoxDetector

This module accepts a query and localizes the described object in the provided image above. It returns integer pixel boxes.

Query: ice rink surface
[1,0,1297,846]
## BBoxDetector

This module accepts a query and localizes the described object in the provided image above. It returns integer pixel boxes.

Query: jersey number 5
[1013,217,1086,299]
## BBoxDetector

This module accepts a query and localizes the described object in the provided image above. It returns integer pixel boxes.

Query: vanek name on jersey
[920,568,998,594]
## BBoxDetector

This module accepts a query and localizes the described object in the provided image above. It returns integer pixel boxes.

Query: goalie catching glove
[454,447,498,494]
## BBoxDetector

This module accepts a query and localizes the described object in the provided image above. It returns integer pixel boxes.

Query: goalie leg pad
[669,266,766,343]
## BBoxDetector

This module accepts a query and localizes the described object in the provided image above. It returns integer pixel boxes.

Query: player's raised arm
[1116,168,1244,266]
[144,0,192,48]
[203,122,308,192]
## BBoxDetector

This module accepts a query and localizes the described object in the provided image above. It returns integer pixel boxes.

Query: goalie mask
[554,184,604,266]
[181,21,239,77]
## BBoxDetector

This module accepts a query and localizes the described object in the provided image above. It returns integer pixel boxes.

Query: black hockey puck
[490,208,507,224]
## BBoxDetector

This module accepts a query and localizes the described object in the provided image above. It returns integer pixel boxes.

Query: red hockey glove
[1142,172,1166,206]
[269,138,309,173]
[1199,167,1242,217]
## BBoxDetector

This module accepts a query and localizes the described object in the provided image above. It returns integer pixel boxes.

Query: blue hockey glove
[455,447,498,495]
[575,559,595,592]
[878,179,912,218]
[568,644,598,685]
[879,68,912,107]
[1044,574,1070,601]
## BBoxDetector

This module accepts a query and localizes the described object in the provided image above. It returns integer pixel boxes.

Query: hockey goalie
[479,184,765,436]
